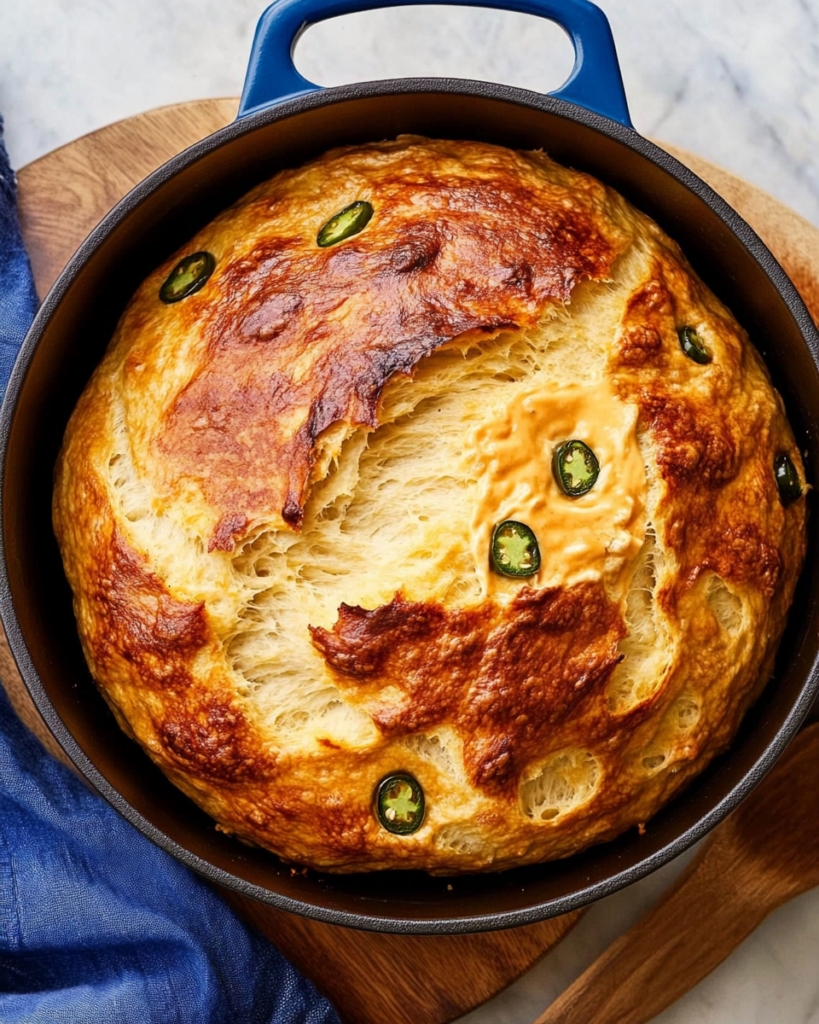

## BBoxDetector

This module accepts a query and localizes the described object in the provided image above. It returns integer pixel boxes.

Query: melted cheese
[468,381,647,603]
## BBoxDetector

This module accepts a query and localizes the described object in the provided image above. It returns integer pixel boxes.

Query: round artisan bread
[53,137,806,874]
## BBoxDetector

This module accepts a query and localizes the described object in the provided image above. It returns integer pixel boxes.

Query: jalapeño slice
[678,325,711,365]
[317,201,373,247]
[553,440,600,497]
[491,520,541,578]
[376,773,425,835]
[774,452,802,505]
[159,251,216,304]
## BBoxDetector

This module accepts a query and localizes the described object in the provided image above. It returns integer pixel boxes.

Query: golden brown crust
[53,137,807,874]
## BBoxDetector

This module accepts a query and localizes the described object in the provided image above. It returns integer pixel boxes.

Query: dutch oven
[2,0,818,933]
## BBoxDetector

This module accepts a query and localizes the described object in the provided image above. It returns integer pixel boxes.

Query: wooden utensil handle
[533,835,771,1024]
[534,723,819,1024]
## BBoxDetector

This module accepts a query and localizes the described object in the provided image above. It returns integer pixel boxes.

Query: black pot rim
[2,77,818,934]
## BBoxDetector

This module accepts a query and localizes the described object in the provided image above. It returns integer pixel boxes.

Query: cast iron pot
[2,0,819,934]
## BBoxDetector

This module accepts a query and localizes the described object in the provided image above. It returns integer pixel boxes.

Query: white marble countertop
[3,1,819,1022]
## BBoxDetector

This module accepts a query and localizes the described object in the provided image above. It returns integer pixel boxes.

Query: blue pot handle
[238,0,632,126]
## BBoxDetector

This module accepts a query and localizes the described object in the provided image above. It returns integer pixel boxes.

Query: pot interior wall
[4,86,819,930]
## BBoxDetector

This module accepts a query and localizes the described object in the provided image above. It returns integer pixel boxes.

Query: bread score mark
[55,497,275,785]
[154,140,632,546]
[609,257,797,600]
[310,583,627,796]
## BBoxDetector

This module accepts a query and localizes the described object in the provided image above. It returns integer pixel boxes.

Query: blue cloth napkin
[0,118,37,402]
[0,117,340,1024]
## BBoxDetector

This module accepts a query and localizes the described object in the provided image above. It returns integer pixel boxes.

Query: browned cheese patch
[151,140,631,544]
[93,528,208,685]
[310,583,627,797]
[157,693,273,785]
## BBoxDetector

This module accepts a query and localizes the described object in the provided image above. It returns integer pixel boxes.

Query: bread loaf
[53,137,806,873]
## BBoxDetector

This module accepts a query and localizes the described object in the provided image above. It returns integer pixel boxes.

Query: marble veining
[2,1,819,1022]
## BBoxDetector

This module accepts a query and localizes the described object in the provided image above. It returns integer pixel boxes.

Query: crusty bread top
[127,139,630,545]
[53,138,806,873]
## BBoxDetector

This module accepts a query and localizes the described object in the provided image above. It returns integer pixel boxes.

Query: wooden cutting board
[5,98,819,1024]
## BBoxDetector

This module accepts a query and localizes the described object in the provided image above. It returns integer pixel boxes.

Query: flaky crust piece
[53,138,806,873]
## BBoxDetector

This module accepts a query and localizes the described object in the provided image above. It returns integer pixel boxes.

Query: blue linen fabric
[0,118,340,1024]
[0,117,37,403]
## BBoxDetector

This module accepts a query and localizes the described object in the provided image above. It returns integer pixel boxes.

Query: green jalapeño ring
[376,773,425,835]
